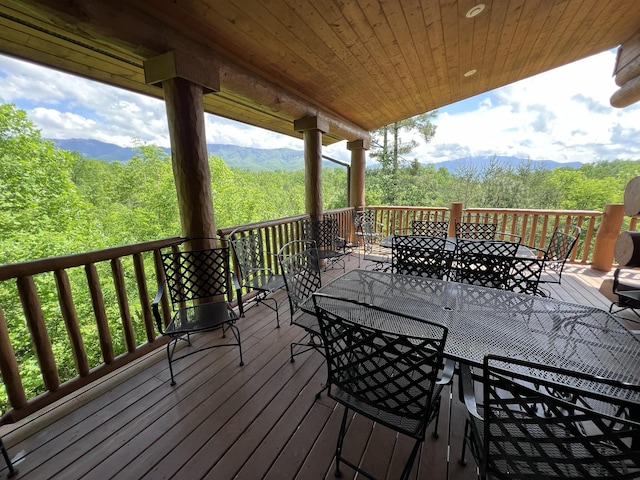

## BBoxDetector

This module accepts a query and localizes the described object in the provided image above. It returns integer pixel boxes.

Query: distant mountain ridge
[49,138,582,172]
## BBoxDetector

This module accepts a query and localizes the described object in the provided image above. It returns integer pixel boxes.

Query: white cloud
[2,50,640,163]
[418,50,640,163]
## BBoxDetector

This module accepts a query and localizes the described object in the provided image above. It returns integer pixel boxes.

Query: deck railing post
[449,202,463,237]
[591,204,625,271]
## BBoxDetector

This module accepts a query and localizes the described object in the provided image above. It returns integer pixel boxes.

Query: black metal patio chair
[608,267,640,320]
[152,238,243,385]
[459,355,640,479]
[312,293,453,480]
[361,220,391,271]
[392,234,454,279]
[277,239,323,363]
[302,218,348,271]
[450,238,519,289]
[455,216,522,243]
[531,225,581,287]
[230,230,285,328]
[410,219,449,238]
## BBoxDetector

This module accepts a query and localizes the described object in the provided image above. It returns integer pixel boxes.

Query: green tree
[370,112,438,204]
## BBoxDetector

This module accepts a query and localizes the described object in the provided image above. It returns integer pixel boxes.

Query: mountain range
[49,138,583,172]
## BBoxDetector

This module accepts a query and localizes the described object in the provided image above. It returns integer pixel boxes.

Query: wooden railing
[0,204,626,425]
[368,205,601,264]
[0,237,182,425]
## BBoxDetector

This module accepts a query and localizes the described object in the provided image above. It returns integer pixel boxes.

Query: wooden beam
[18,0,370,143]
[144,50,219,93]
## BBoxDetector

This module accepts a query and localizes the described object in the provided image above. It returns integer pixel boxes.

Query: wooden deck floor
[0,258,634,480]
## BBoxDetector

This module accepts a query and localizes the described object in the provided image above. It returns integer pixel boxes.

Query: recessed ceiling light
[464,69,477,77]
[466,4,485,18]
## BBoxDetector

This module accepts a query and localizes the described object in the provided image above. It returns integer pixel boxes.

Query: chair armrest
[152,280,167,334]
[437,357,456,385]
[497,232,522,243]
[459,363,483,421]
[613,267,622,291]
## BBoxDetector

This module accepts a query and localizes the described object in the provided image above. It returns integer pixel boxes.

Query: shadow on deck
[0,256,630,479]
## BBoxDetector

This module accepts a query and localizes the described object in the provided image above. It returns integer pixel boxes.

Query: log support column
[592,204,625,271]
[295,116,329,221]
[347,139,369,210]
[449,202,463,237]
[144,51,220,247]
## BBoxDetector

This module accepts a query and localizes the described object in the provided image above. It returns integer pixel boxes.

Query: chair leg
[334,407,350,478]
[459,419,470,466]
[0,438,17,478]
[167,340,178,386]
[399,439,422,480]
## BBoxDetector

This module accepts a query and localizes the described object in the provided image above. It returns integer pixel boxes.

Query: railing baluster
[17,275,60,392]
[112,258,136,353]
[0,306,27,410]
[85,263,115,364]
[54,269,89,376]
[133,252,155,343]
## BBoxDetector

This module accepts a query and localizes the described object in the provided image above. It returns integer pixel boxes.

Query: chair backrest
[542,225,581,275]
[361,220,378,253]
[453,239,519,289]
[302,218,341,252]
[507,257,545,295]
[230,231,266,280]
[277,240,322,319]
[411,220,449,238]
[312,293,448,437]
[353,209,376,232]
[392,234,452,279]
[161,245,231,306]
[478,355,640,479]
[455,219,497,240]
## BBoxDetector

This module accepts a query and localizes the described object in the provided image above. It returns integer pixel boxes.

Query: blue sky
[1,49,640,164]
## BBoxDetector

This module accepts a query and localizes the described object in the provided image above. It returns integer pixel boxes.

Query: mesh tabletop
[306,269,640,388]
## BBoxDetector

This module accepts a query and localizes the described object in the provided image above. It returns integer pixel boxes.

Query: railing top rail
[0,237,183,281]
[219,214,309,237]
[462,207,602,215]
[368,206,449,212]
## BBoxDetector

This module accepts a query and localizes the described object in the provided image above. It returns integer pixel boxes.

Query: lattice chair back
[313,293,449,479]
[277,240,322,321]
[230,230,284,326]
[230,232,265,281]
[543,225,581,277]
[455,218,498,240]
[392,234,452,279]
[162,246,230,307]
[302,218,340,252]
[411,220,449,238]
[507,257,545,295]
[353,209,376,232]
[466,355,640,480]
[452,239,519,289]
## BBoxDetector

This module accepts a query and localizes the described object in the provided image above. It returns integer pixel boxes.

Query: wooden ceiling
[1,0,640,146]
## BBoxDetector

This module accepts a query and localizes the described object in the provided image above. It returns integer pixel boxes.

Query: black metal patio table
[302,269,640,392]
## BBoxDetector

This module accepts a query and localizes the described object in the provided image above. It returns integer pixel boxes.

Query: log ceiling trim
[1,0,640,146]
